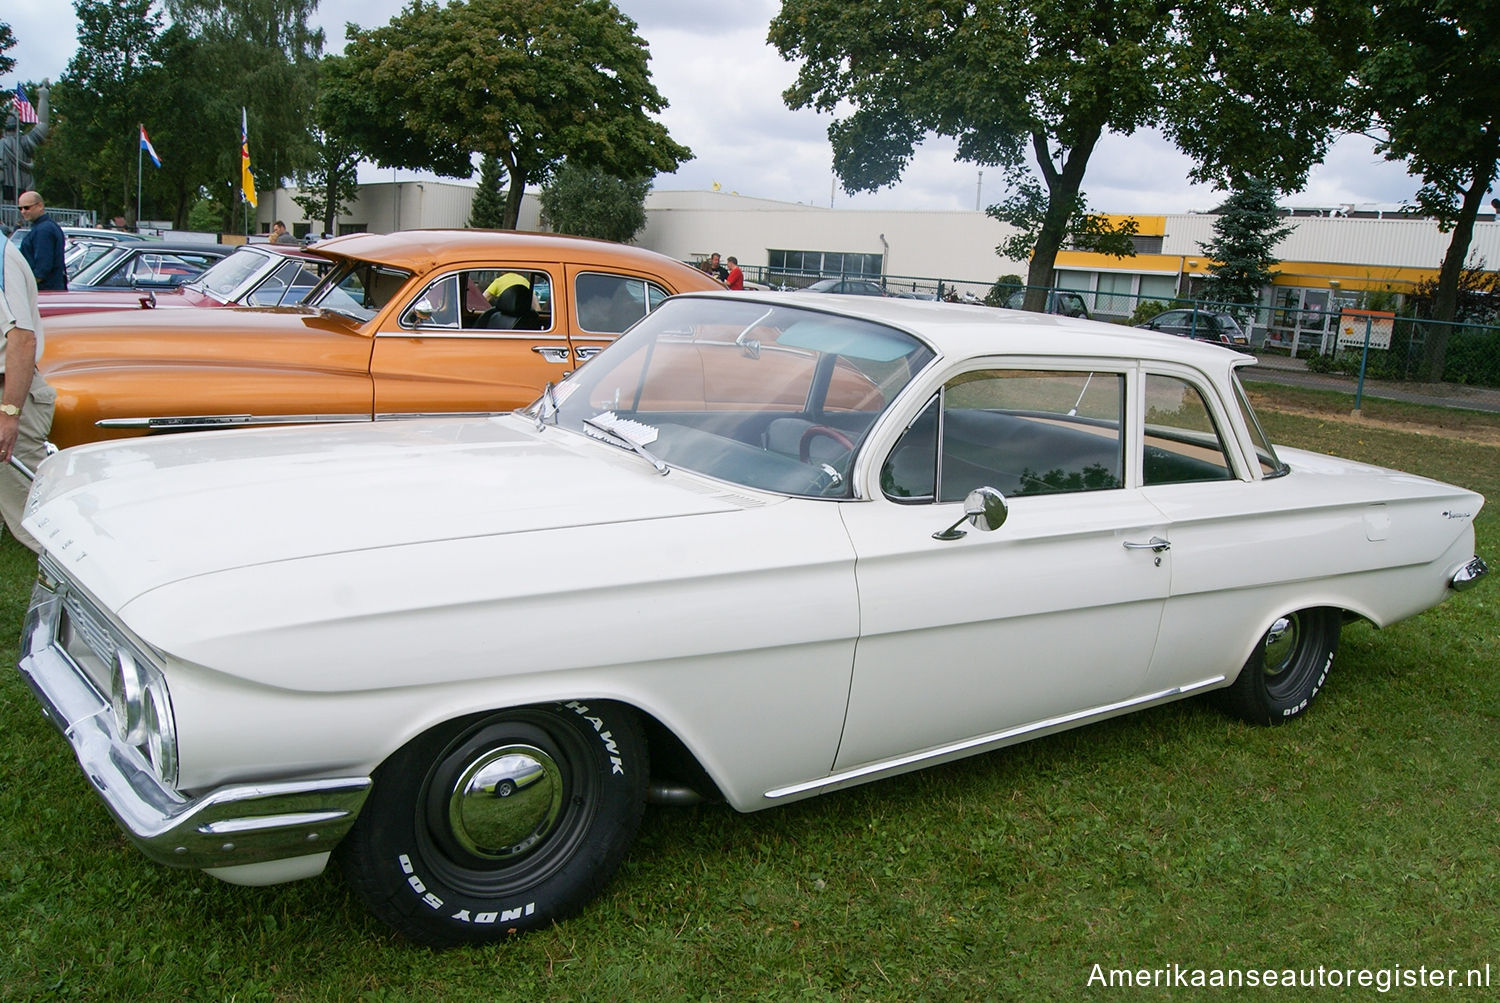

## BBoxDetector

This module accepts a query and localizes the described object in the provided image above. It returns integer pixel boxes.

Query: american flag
[13,83,38,125]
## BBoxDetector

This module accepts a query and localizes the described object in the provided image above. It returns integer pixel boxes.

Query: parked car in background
[64,239,121,279]
[20,293,1486,945]
[39,230,724,448]
[67,240,232,292]
[800,276,888,296]
[1004,289,1092,318]
[62,226,148,246]
[40,243,327,318]
[1135,308,1250,347]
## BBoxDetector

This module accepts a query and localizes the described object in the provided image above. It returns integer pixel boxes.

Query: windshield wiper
[582,412,668,475]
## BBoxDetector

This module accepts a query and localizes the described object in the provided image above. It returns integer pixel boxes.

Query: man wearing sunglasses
[16,191,67,291]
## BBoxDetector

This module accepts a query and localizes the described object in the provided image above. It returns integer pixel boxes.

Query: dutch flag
[139,124,162,168]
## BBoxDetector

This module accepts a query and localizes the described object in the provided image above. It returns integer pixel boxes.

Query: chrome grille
[59,591,118,695]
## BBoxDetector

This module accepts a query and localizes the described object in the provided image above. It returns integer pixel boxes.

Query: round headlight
[110,649,147,745]
[142,686,177,785]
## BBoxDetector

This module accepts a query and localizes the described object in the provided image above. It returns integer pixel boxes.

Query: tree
[1354,1,1500,374]
[165,1,324,196]
[538,163,650,242]
[769,2,1358,312]
[468,155,508,229]
[1,20,16,75]
[328,0,690,230]
[1196,176,1293,318]
[292,58,366,236]
[41,1,170,224]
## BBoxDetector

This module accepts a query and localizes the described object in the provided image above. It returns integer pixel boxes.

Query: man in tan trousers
[0,228,56,553]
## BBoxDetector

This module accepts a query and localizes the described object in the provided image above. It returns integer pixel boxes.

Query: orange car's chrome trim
[96,414,372,431]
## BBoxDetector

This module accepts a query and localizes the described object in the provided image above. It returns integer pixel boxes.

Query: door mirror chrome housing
[933,487,1009,541]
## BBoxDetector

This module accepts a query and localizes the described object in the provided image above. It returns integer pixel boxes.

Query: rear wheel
[337,700,647,946]
[1218,608,1340,725]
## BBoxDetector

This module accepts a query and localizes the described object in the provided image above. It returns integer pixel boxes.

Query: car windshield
[543,296,936,497]
[303,259,413,322]
[186,247,273,300]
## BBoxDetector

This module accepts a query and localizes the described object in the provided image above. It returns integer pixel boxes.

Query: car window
[306,261,412,322]
[576,272,669,333]
[100,251,220,287]
[193,249,271,300]
[400,273,462,329]
[1142,374,1236,484]
[882,369,1125,503]
[243,257,327,307]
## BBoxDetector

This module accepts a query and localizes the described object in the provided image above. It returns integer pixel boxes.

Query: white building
[258,180,1500,344]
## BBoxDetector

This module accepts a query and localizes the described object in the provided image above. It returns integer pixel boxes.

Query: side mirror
[932,486,1009,541]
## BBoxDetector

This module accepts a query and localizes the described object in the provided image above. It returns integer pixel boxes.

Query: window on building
[769,249,884,283]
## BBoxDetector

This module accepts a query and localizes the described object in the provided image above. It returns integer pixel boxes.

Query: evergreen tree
[1197,177,1293,318]
[468,155,507,229]
[538,163,649,243]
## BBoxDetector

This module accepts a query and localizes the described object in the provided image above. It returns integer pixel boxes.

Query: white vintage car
[17,293,1488,946]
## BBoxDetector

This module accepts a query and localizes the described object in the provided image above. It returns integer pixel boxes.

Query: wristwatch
[0,403,20,417]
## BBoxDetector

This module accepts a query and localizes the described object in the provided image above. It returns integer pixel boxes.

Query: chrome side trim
[374,329,562,341]
[1451,555,1489,592]
[374,411,502,422]
[19,643,370,870]
[96,414,371,432]
[764,676,1227,800]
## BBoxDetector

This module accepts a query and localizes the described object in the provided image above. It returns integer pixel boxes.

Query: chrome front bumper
[18,639,370,872]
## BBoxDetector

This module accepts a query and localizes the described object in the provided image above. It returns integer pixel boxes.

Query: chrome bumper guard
[18,643,371,870]
[1451,556,1489,592]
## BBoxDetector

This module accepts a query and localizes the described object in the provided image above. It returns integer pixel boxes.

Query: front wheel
[1217,608,1341,725]
[337,700,647,946]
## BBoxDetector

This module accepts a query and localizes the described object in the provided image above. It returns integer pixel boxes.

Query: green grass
[2,396,1497,1000]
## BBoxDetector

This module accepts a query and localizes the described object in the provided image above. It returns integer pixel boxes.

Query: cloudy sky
[5,0,1447,213]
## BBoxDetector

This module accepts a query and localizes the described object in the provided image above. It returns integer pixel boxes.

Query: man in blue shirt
[17,191,67,291]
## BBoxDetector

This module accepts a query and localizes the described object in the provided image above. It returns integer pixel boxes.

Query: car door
[833,364,1172,769]
[565,267,675,368]
[369,264,574,417]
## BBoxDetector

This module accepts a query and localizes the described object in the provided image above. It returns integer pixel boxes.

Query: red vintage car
[39,243,326,318]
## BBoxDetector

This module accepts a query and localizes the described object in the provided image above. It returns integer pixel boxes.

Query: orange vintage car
[40,230,724,449]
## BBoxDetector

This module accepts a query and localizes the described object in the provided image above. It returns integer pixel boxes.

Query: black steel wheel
[337,700,647,946]
[1218,608,1341,725]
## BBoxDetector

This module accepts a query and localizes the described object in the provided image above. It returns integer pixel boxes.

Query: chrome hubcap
[1262,615,1298,678]
[447,744,564,860]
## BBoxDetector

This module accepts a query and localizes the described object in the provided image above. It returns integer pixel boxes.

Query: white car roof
[675,290,1253,372]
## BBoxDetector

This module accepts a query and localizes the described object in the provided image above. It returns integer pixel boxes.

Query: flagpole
[136,124,143,227]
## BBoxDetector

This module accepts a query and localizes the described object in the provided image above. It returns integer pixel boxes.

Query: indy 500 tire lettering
[337,700,647,946]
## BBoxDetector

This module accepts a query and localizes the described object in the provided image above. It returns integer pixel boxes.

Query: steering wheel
[799,424,856,462]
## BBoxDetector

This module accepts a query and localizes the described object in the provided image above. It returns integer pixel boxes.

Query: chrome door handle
[1123,536,1171,553]
[574,346,603,361]
[532,346,570,363]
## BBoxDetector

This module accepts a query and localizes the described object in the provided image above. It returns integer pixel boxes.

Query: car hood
[26,415,760,611]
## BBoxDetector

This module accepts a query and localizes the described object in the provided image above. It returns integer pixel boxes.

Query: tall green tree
[1197,176,1293,318]
[166,0,324,225]
[41,0,170,224]
[292,57,366,236]
[1354,1,1500,374]
[468,155,507,229]
[770,1,1359,312]
[538,163,650,242]
[328,0,690,230]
